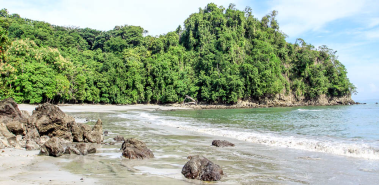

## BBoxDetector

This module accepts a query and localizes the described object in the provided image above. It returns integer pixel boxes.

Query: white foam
[297,109,323,112]
[136,112,379,160]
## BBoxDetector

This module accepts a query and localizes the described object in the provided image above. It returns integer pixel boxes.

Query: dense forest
[0,3,356,104]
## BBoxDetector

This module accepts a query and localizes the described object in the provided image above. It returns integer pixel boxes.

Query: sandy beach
[0,104,190,185]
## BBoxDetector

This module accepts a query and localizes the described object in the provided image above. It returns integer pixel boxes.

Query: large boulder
[120,138,154,159]
[30,103,75,142]
[26,139,40,150]
[182,155,224,181]
[40,137,65,157]
[212,140,235,147]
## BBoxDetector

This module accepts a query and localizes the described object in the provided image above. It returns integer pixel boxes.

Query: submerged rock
[114,135,125,142]
[182,155,224,181]
[120,138,154,159]
[212,140,235,147]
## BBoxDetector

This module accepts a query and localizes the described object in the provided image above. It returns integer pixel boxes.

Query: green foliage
[0,4,355,104]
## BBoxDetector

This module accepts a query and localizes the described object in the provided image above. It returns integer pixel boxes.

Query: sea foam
[132,112,379,160]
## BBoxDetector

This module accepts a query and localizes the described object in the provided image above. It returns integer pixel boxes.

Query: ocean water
[61,104,379,184]
[152,104,379,160]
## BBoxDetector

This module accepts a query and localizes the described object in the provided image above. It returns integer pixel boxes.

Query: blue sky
[1,0,378,101]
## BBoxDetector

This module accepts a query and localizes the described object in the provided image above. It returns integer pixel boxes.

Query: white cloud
[270,0,367,37]
[1,0,243,36]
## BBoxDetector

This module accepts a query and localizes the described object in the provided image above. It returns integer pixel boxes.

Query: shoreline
[3,103,377,184]
[0,148,98,184]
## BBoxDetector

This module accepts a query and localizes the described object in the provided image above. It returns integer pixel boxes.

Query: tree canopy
[0,4,356,104]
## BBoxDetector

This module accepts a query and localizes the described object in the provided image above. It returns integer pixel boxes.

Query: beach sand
[0,104,190,185]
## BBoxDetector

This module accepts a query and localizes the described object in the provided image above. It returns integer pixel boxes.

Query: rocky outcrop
[30,103,75,142]
[120,138,154,159]
[177,93,355,109]
[212,140,235,147]
[114,135,125,142]
[40,137,65,157]
[0,99,104,158]
[182,155,224,181]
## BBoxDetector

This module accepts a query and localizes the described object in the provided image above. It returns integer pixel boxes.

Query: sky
[1,0,378,101]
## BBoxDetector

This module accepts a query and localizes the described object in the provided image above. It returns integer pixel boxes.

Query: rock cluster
[212,140,235,147]
[0,98,103,157]
[182,155,224,181]
[120,138,154,159]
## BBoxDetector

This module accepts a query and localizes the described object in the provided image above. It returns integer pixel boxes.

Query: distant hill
[0,4,356,105]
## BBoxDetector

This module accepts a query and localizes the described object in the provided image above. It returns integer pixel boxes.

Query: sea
[61,103,379,184]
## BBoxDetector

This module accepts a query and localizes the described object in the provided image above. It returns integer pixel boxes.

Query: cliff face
[176,94,355,109]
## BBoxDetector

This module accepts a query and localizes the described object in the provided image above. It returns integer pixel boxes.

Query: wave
[131,112,379,160]
[297,109,323,112]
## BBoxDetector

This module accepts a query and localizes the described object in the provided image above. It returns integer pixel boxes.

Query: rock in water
[113,135,125,142]
[120,138,154,159]
[182,155,224,181]
[212,140,235,147]
[40,137,65,157]
[30,103,75,142]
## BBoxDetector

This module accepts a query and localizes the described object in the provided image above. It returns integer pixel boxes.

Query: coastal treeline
[0,4,356,104]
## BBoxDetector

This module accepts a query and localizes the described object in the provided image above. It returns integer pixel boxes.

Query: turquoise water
[147,104,379,159]
[62,104,379,184]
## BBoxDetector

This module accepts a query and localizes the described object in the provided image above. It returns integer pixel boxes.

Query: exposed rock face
[182,155,224,181]
[30,103,75,141]
[40,137,65,157]
[120,138,154,159]
[114,135,125,142]
[212,140,235,147]
[6,120,26,135]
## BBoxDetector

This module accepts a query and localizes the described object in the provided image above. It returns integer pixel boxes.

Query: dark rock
[30,103,75,142]
[212,140,235,147]
[40,137,65,157]
[6,120,26,136]
[181,155,224,181]
[0,98,23,119]
[104,130,109,136]
[120,138,154,159]
[114,135,125,142]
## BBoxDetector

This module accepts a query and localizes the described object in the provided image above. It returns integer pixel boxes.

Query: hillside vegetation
[0,3,356,104]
